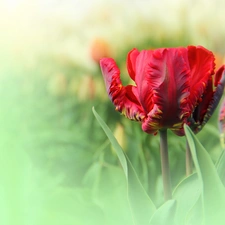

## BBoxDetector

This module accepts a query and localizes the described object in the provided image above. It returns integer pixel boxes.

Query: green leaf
[125,155,156,224]
[95,166,134,225]
[93,107,156,225]
[149,199,176,225]
[216,150,225,186]
[92,107,128,177]
[185,197,203,225]
[173,173,202,225]
[184,124,225,225]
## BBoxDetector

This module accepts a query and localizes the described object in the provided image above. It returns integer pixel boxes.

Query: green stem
[159,129,172,201]
[186,141,192,176]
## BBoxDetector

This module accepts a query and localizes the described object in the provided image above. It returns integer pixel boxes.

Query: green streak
[186,141,193,176]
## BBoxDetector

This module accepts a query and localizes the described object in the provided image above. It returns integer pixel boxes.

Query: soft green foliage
[93,107,156,224]
[216,151,225,185]
[149,200,176,225]
[173,174,201,225]
[185,125,225,225]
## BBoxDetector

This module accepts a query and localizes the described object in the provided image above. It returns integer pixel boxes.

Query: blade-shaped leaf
[92,108,127,177]
[173,173,202,225]
[185,197,203,225]
[184,124,225,225]
[93,107,156,225]
[216,150,225,186]
[149,199,176,225]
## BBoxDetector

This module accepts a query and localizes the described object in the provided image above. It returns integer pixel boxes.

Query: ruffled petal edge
[100,58,146,121]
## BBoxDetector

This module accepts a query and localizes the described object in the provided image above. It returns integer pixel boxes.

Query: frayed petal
[142,104,162,134]
[192,78,213,125]
[100,58,146,122]
[195,68,225,133]
[215,65,225,86]
[134,50,155,113]
[171,127,185,136]
[127,48,140,81]
[187,46,215,112]
[100,58,121,101]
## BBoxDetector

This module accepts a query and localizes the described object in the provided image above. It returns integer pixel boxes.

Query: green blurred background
[0,0,225,224]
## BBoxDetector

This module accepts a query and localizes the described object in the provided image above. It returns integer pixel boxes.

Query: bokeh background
[1,0,225,224]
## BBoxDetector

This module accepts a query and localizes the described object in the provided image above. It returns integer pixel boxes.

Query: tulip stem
[186,141,192,176]
[159,129,172,201]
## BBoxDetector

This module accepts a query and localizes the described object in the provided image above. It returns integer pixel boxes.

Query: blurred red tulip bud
[90,38,111,63]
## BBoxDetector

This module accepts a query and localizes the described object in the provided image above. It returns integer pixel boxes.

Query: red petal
[192,78,213,124]
[126,48,140,81]
[100,58,146,121]
[191,65,225,133]
[215,65,225,86]
[136,48,190,134]
[142,104,162,134]
[100,58,121,101]
[187,46,215,111]
[133,49,154,113]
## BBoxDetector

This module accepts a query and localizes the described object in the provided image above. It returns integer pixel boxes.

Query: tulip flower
[100,46,225,201]
[100,46,225,136]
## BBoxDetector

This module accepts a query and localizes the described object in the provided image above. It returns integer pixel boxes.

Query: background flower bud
[90,38,111,63]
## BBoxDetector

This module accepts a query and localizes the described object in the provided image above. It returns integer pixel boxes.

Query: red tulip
[100,46,225,136]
